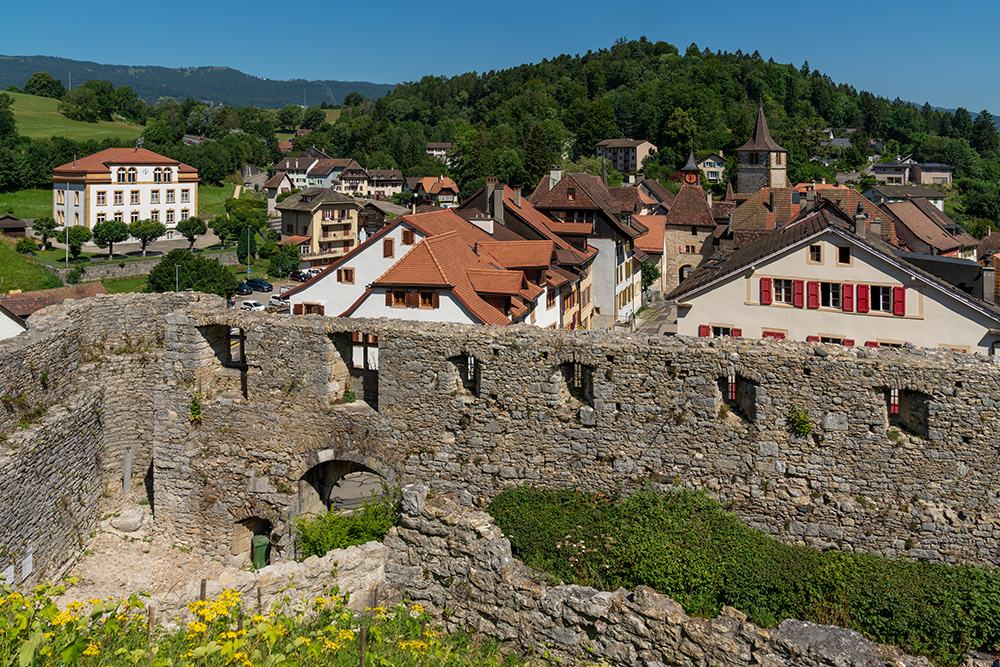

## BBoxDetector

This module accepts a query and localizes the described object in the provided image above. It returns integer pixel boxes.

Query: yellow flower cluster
[399,639,428,653]
[188,588,242,622]
[82,640,100,656]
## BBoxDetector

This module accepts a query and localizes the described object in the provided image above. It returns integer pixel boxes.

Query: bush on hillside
[489,485,1000,666]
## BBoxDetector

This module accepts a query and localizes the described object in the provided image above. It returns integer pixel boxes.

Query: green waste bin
[251,534,270,570]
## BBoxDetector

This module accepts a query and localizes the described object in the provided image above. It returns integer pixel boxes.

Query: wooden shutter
[892,286,905,316]
[408,291,419,308]
[865,341,879,347]
[316,305,325,316]
[731,328,742,337]
[806,335,820,342]
[843,339,855,346]
[432,292,440,308]
[698,325,710,337]
[807,281,819,309]
[336,269,343,282]
[842,283,854,312]
[352,332,363,343]
[293,303,304,315]
[856,285,869,313]
[793,280,804,308]
[402,229,414,245]
[760,277,772,305]
[385,291,393,306]
[383,238,394,257]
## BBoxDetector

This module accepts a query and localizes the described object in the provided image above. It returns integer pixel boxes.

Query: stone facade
[4,293,1000,586]
[383,485,932,667]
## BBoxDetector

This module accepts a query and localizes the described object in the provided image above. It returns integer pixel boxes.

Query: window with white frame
[821,282,841,308]
[871,286,892,312]
[166,210,174,224]
[774,279,794,304]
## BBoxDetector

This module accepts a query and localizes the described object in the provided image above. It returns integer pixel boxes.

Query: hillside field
[0,237,63,293]
[7,90,143,141]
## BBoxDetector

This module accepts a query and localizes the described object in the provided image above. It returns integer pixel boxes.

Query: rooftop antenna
[135,137,143,152]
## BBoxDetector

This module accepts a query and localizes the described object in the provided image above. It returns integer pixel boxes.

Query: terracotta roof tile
[634,215,665,254]
[264,172,290,189]
[666,183,716,228]
[477,241,555,268]
[52,148,196,175]
[0,283,107,318]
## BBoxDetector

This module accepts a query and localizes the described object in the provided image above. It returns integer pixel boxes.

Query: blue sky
[4,0,996,113]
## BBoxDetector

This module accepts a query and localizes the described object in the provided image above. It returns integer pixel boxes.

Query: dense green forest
[3,39,1000,230]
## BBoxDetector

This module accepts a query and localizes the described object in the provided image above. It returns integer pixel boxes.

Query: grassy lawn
[0,189,52,219]
[100,274,147,294]
[199,184,237,218]
[325,108,341,124]
[0,238,63,293]
[8,91,143,141]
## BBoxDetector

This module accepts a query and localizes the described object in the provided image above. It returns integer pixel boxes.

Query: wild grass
[7,91,143,141]
[0,237,63,293]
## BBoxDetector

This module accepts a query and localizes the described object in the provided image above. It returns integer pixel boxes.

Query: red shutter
[293,303,304,315]
[732,328,742,337]
[843,339,855,347]
[763,330,786,340]
[385,291,393,306]
[865,341,879,347]
[760,277,772,305]
[806,335,820,342]
[856,285,869,313]
[893,286,905,316]
[793,280,804,308]
[842,284,854,312]
[807,281,819,309]
[432,292,440,308]
[698,325,710,337]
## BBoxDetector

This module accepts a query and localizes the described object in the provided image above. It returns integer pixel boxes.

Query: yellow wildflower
[82,641,100,656]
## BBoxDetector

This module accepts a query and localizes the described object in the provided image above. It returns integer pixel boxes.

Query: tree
[343,92,365,107]
[31,216,58,250]
[971,110,999,154]
[301,105,325,130]
[67,225,92,260]
[146,249,237,298]
[661,108,697,157]
[176,216,208,250]
[268,243,300,278]
[641,261,661,290]
[128,219,166,257]
[91,220,130,259]
[277,105,303,131]
[236,227,259,264]
[0,93,17,144]
[953,107,973,140]
[23,72,65,99]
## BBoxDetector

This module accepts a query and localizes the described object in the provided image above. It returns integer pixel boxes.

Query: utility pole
[175,264,181,292]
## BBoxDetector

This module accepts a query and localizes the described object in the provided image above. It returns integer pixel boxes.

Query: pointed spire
[739,104,786,152]
[724,182,735,201]
[682,142,699,172]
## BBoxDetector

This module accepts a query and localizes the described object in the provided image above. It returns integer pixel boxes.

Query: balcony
[301,245,352,260]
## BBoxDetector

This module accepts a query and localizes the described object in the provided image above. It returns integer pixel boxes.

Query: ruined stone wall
[383,485,931,667]
[152,306,1000,568]
[0,392,104,586]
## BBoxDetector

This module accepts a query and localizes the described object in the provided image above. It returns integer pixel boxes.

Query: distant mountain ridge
[0,55,395,107]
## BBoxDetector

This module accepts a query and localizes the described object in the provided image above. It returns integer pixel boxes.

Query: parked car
[268,295,289,309]
[235,281,253,295]
[289,270,311,282]
[240,300,266,312]
[246,278,273,292]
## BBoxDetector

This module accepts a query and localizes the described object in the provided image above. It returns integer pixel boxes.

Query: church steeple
[681,144,700,185]
[737,105,788,193]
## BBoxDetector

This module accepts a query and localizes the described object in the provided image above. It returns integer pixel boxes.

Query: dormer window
[163,168,172,183]
[567,188,575,202]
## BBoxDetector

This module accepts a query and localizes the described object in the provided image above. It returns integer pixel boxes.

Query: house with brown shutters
[412,176,460,208]
[275,188,363,268]
[668,202,1000,354]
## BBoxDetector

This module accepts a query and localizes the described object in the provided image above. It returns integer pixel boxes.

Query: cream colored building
[276,188,362,268]
[669,206,1000,354]
[51,148,199,239]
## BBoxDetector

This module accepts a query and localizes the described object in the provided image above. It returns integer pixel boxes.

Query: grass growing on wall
[489,485,1000,666]
[0,582,535,666]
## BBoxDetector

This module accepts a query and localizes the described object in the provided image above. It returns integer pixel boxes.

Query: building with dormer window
[51,148,199,237]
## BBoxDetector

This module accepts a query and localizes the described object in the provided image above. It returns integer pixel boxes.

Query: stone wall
[383,485,931,667]
[151,306,1000,568]
[0,392,104,586]
[48,252,241,282]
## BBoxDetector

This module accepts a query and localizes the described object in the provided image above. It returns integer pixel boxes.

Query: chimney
[549,167,563,189]
[513,186,521,207]
[806,187,816,207]
[983,264,996,304]
[854,201,867,233]
[411,202,416,215]
[870,217,881,238]
[768,191,776,213]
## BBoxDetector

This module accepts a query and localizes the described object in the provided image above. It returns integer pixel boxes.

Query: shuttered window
[760,277,772,305]
[807,281,819,309]
[383,238,394,258]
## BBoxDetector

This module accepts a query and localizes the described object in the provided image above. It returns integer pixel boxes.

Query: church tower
[737,106,787,193]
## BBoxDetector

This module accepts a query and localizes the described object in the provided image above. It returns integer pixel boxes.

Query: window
[166,190,175,204]
[151,190,160,204]
[887,387,899,415]
[153,168,162,183]
[150,210,159,222]
[96,213,106,224]
[286,224,293,234]
[74,192,79,206]
[56,211,64,224]
[304,303,323,315]
[117,169,127,183]
[74,212,79,225]
[166,210,174,224]
[870,285,892,312]
[712,326,733,337]
[547,288,556,309]
[567,188,575,201]
[114,191,123,206]
[163,168,172,183]
[130,191,140,205]
[383,238,394,258]
[114,212,123,222]
[820,336,844,345]
[401,229,415,245]
[419,291,438,308]
[127,167,136,183]
[809,244,822,263]
[130,211,139,223]
[774,279,794,304]
[683,244,698,254]
[837,246,852,265]
[337,268,355,284]
[181,209,190,221]
[691,226,698,236]
[96,191,106,206]
[821,282,841,308]
[181,189,190,203]
[57,190,65,205]
[391,290,406,307]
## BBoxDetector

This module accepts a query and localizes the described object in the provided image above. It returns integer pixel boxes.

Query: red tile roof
[666,183,716,228]
[277,235,311,246]
[476,241,555,268]
[52,148,196,176]
[634,215,666,255]
[882,199,977,255]
[415,176,459,195]
[0,283,107,318]
[467,270,524,295]
[264,172,291,189]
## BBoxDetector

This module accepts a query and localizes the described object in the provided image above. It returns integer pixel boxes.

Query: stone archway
[230,500,281,567]
[295,449,396,517]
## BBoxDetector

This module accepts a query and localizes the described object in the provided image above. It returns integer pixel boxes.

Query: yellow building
[276,188,363,268]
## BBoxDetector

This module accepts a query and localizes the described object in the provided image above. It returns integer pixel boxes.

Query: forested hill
[303,38,999,215]
[0,55,394,107]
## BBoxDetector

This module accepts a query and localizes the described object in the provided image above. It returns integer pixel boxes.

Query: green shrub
[66,265,85,284]
[294,483,401,559]
[15,237,38,254]
[787,406,812,436]
[489,485,1000,666]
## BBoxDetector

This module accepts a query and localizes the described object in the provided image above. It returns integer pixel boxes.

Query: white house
[51,148,199,239]
[669,204,1000,354]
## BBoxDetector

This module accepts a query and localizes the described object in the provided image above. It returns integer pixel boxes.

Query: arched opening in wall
[880,387,931,438]
[232,516,273,569]
[297,459,385,517]
[198,324,248,398]
[679,264,694,283]
[328,333,378,409]
[446,353,481,397]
